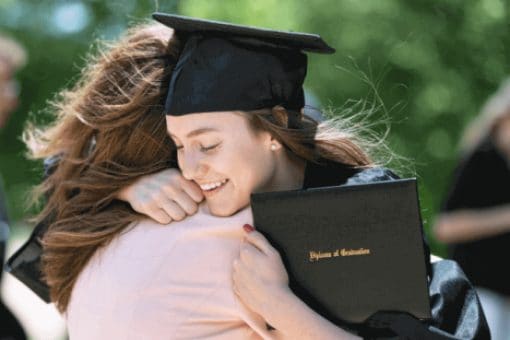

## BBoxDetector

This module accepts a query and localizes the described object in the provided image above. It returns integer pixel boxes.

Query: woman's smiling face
[166,111,277,216]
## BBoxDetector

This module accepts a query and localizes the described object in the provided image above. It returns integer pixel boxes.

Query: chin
[207,203,234,217]
[208,202,247,217]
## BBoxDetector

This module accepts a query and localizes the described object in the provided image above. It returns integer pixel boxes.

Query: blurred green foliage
[1,0,509,255]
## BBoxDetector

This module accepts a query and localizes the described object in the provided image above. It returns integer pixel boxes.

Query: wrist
[262,287,361,340]
[262,286,297,329]
[116,185,131,202]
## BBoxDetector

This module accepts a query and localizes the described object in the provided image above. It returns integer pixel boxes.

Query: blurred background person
[434,78,510,340]
[0,33,25,127]
[0,32,27,340]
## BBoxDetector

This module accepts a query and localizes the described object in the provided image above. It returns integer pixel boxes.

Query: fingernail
[243,224,254,233]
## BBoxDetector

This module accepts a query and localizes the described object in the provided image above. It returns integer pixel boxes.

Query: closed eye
[200,143,221,152]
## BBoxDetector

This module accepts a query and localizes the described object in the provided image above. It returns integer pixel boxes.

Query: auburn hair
[246,106,374,168]
[25,22,179,313]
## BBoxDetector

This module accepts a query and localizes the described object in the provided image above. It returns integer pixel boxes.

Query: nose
[179,151,206,181]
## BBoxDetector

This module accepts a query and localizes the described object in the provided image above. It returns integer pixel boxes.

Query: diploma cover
[250,178,431,325]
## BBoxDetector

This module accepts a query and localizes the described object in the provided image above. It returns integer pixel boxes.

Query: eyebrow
[169,127,220,139]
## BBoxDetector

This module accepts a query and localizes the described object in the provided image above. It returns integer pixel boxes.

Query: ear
[269,135,282,151]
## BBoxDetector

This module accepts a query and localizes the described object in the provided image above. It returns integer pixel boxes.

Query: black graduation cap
[152,13,335,116]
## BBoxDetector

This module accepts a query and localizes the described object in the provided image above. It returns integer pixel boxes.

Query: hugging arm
[6,165,201,302]
[235,227,489,340]
[116,168,204,224]
[234,229,360,340]
[267,294,361,340]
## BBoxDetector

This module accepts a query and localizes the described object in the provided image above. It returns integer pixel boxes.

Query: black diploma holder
[250,178,431,333]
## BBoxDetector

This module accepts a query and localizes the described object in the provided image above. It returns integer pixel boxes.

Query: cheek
[236,151,274,191]
[221,143,267,186]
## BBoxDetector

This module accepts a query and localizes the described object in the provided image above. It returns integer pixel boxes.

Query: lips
[201,179,229,196]
[199,178,228,191]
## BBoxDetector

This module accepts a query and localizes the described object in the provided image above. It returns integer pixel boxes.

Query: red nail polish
[243,224,254,233]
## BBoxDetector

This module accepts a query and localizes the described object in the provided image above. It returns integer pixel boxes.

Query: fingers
[146,207,172,225]
[159,197,187,221]
[242,229,275,256]
[120,168,204,223]
[232,258,243,297]
[239,241,263,268]
[160,173,202,214]
[179,176,204,203]
[232,256,256,296]
[163,187,199,216]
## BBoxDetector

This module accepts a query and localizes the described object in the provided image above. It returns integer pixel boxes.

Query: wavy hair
[24,23,179,313]
[246,103,389,169]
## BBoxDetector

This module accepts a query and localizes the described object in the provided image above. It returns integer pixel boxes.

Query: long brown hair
[247,105,375,168]
[25,23,179,313]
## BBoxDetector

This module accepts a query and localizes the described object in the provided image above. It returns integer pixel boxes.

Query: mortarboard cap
[152,13,335,116]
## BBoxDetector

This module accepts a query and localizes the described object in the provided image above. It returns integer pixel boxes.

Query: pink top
[66,204,274,339]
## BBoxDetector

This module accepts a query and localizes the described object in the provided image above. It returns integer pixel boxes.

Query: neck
[266,150,306,192]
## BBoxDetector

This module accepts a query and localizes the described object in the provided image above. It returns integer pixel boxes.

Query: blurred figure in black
[434,79,510,340]
[0,33,27,340]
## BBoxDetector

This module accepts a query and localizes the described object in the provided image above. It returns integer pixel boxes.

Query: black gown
[442,136,510,297]
[6,158,490,339]
[302,159,489,339]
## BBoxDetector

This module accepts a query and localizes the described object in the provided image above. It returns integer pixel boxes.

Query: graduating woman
[9,14,488,339]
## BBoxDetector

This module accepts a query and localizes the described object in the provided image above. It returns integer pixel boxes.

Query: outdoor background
[0,0,509,337]
[3,0,509,251]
